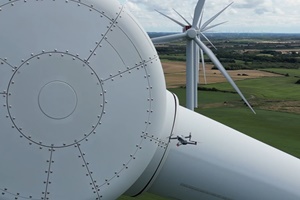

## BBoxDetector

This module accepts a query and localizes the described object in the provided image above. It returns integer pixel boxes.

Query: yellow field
[162,61,282,88]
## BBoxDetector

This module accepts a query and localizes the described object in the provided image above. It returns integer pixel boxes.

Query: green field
[200,76,299,100]
[119,70,300,200]
[168,86,300,158]
[261,68,300,77]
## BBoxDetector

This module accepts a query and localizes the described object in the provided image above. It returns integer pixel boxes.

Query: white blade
[155,9,186,27]
[200,32,217,50]
[193,37,256,114]
[201,21,228,32]
[151,32,187,44]
[200,49,207,84]
[193,0,206,27]
[173,8,191,26]
[197,10,204,28]
[201,2,233,31]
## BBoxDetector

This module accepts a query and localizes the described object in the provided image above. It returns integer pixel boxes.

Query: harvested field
[162,61,283,88]
[259,100,300,114]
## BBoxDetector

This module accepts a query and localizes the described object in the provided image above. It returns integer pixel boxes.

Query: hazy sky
[117,0,300,33]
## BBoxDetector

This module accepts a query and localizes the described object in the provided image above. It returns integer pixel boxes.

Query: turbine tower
[0,0,300,199]
[152,1,253,112]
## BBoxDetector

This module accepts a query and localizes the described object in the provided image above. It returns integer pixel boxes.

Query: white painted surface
[149,105,300,200]
[0,0,166,199]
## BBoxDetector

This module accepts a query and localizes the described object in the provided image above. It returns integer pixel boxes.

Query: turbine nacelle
[183,25,192,32]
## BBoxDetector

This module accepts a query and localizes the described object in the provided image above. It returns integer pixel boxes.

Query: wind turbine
[152,1,255,113]
[156,3,232,108]
[1,0,300,199]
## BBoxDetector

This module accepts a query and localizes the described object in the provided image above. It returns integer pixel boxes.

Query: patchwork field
[162,61,282,88]
[163,61,300,114]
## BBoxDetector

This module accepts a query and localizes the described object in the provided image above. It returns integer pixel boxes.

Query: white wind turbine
[156,3,232,108]
[152,1,256,113]
[3,0,300,199]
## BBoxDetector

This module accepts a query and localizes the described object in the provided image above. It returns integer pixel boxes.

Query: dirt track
[162,61,282,88]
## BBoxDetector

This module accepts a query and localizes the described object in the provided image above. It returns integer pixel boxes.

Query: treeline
[156,44,300,69]
[215,50,299,64]
[213,62,300,70]
[211,50,299,70]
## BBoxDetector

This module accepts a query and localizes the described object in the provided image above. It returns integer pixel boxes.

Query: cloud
[233,0,274,15]
[118,0,300,33]
[233,0,265,9]
[254,8,269,15]
[128,0,185,12]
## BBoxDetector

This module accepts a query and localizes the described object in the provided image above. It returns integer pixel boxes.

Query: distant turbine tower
[152,1,252,112]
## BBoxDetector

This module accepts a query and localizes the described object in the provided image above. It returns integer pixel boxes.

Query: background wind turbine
[153,1,244,111]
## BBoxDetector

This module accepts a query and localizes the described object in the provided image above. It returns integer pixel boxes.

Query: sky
[117,0,300,33]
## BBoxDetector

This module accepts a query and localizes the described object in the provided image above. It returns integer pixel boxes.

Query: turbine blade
[200,32,217,50]
[193,37,256,114]
[173,8,191,26]
[151,32,187,44]
[198,10,204,28]
[201,2,233,31]
[192,0,206,27]
[202,21,228,32]
[190,14,193,22]
[200,49,207,84]
[155,9,186,27]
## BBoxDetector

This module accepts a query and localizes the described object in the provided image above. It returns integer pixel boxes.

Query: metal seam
[86,5,124,62]
[43,148,54,200]
[0,58,15,69]
[77,144,101,199]
[101,57,157,82]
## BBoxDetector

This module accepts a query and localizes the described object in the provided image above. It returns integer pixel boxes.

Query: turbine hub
[187,28,197,39]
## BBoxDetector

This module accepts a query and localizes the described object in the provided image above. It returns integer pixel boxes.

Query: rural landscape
[119,33,300,199]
